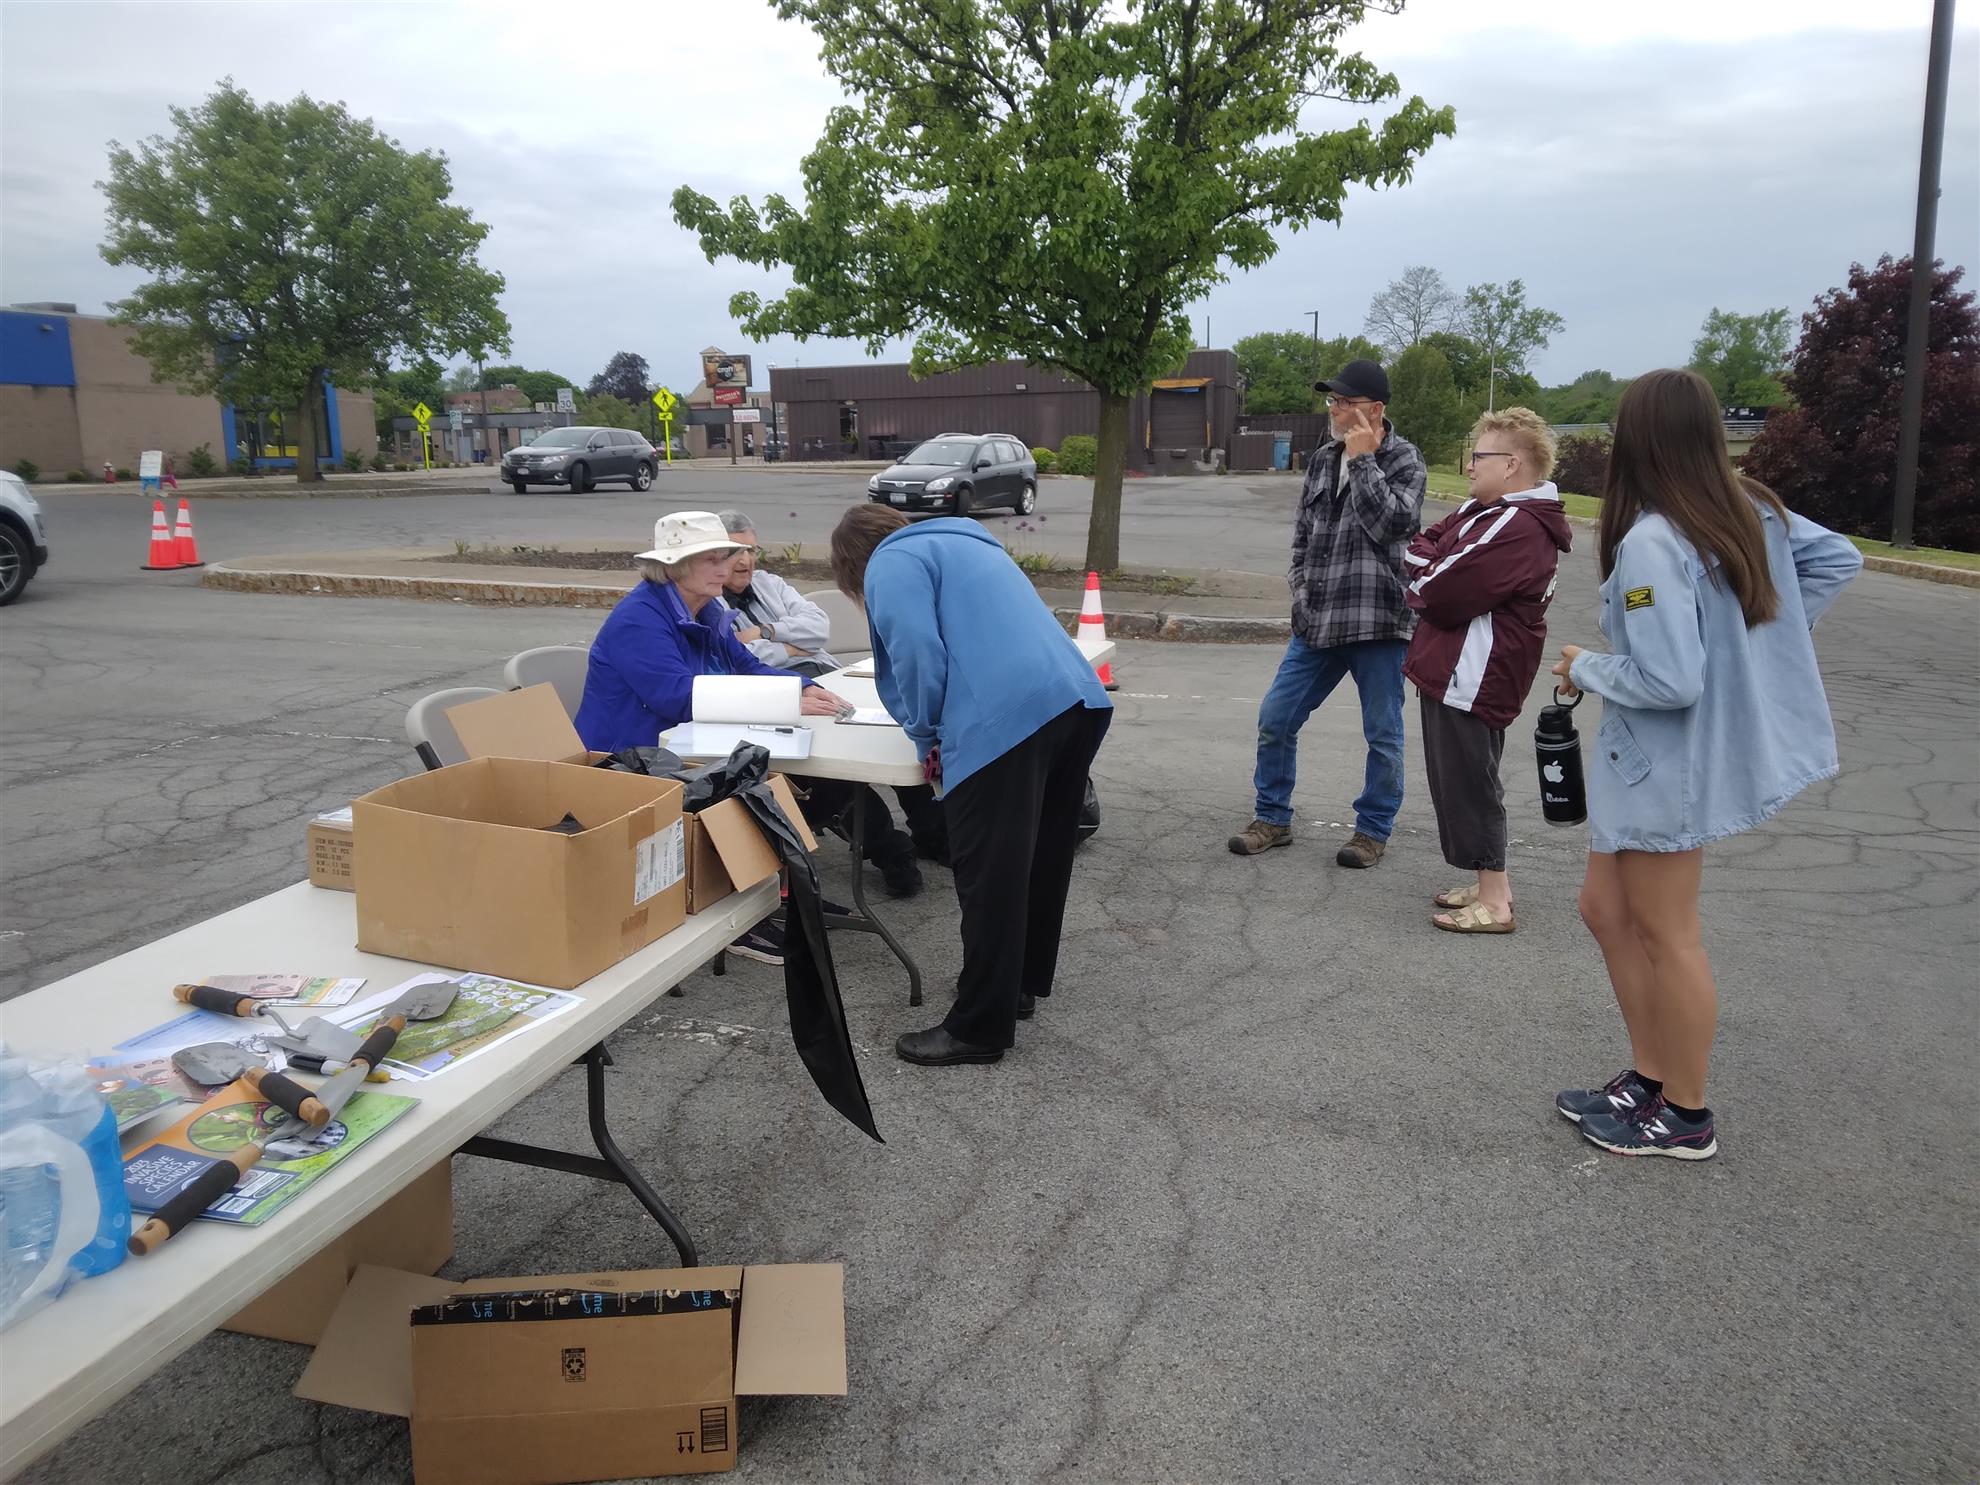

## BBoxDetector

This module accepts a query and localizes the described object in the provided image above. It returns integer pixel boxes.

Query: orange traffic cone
[1080,571,1119,691]
[141,500,182,570]
[172,500,205,567]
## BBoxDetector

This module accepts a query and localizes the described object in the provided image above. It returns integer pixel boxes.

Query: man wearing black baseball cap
[1229,357,1428,868]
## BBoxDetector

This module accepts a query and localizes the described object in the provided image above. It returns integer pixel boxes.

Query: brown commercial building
[0,305,376,477]
[766,349,1238,469]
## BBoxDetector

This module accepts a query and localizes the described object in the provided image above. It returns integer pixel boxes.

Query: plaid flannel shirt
[1289,422,1427,649]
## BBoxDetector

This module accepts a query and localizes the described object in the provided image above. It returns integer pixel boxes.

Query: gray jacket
[1290,422,1428,649]
[1569,502,1862,854]
[717,568,841,671]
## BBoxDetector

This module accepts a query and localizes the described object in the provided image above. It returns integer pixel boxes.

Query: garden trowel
[170,1043,332,1130]
[266,980,460,1139]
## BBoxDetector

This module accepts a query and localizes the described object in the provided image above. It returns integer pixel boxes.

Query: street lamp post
[1892,0,1956,550]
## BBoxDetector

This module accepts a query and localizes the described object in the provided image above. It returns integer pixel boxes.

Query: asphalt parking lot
[3,483,1974,1483]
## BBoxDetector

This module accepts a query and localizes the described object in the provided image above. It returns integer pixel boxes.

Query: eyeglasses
[1467,451,1517,468]
[1323,395,1376,409]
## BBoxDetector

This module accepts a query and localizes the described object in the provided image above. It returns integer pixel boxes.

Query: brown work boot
[1336,831,1387,869]
[1228,819,1293,855]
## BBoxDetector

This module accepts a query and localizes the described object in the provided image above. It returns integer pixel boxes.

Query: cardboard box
[447,684,814,916]
[297,1261,847,1484]
[353,759,688,990]
[307,806,356,892]
[224,1161,453,1344]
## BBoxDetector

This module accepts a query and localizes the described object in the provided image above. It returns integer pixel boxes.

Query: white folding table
[664,634,1117,1009]
[0,876,779,1480]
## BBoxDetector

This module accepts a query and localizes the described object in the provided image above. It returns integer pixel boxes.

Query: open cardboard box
[353,758,687,990]
[447,685,814,915]
[297,1261,846,1483]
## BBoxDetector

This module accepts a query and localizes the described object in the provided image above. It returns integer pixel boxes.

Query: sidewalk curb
[201,563,1295,640]
[38,482,482,501]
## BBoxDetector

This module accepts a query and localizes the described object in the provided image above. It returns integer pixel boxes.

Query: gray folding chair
[405,686,504,771]
[801,588,872,666]
[503,645,590,719]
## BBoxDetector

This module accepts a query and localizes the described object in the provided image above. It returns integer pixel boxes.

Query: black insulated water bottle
[1535,689,1587,826]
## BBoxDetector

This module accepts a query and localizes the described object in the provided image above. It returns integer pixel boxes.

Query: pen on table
[747,725,797,735]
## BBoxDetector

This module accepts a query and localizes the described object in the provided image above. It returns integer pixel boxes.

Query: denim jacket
[1567,502,1862,854]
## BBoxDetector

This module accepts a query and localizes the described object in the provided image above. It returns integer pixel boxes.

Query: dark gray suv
[503,426,656,493]
[866,434,1037,516]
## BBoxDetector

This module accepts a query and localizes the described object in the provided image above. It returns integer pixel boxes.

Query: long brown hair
[1598,368,1784,627]
[830,503,910,600]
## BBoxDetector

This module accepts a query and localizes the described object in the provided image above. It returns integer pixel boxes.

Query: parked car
[866,434,1037,516]
[0,470,49,606]
[502,426,656,493]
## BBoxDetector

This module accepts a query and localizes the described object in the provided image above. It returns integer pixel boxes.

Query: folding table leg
[821,792,925,1007]
[458,1043,698,1266]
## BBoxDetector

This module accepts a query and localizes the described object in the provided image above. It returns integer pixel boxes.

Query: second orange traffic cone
[172,500,205,567]
[1080,571,1119,691]
[141,500,181,570]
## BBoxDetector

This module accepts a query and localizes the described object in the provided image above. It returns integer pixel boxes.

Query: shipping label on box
[307,807,356,892]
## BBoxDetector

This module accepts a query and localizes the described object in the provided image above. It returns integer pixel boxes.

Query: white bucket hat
[637,511,743,565]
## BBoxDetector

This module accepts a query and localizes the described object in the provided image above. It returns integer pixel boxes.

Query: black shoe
[819,897,856,919]
[729,921,785,966]
[895,1025,1003,1066]
[1555,1069,1654,1125]
[912,827,952,866]
[879,856,924,899]
[1017,992,1036,1021]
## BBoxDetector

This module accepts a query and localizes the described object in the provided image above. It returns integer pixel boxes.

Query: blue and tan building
[0,304,376,477]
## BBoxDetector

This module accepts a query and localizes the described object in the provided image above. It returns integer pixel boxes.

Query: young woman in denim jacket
[1549,369,1862,1160]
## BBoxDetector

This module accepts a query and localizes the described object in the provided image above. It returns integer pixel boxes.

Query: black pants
[1419,693,1507,872]
[798,779,916,865]
[943,704,1110,1048]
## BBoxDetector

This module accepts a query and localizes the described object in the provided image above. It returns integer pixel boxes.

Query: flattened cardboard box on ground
[307,806,356,891]
[353,759,687,989]
[297,1261,846,1484]
[223,1160,452,1344]
[446,683,814,916]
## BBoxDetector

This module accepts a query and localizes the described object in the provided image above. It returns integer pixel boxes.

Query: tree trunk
[293,374,323,484]
[1084,390,1132,575]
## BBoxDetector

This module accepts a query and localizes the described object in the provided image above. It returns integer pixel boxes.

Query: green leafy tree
[1460,279,1564,386]
[588,352,652,405]
[1419,330,1487,397]
[1235,330,1382,414]
[101,83,509,483]
[372,356,447,438]
[575,391,642,430]
[1689,307,1793,406]
[1538,369,1628,426]
[673,0,1453,573]
[1363,265,1458,357]
[1386,341,1466,466]
[441,363,480,394]
[478,365,575,406]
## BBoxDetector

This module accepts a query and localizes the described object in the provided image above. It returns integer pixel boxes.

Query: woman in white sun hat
[576,510,854,749]
[576,511,859,965]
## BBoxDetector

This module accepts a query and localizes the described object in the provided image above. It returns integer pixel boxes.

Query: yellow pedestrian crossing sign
[652,387,678,419]
[412,402,434,429]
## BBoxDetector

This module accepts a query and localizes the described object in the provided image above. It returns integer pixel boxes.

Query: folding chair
[800,588,872,667]
[405,686,504,771]
[503,645,589,719]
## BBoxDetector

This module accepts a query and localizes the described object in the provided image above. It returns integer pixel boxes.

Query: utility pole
[476,356,489,465]
[1892,0,1956,550]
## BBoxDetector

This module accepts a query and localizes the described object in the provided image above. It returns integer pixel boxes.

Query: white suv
[0,471,50,605]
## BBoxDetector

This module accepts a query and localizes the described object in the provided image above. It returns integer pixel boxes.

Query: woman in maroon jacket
[1404,407,1574,933]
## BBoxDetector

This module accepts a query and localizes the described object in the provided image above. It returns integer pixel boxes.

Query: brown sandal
[1433,885,1480,909]
[1432,903,1516,934]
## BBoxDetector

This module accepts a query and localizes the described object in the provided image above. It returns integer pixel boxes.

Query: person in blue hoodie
[1549,370,1861,1162]
[829,504,1113,1066]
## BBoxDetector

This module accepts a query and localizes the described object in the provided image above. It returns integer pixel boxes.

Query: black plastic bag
[598,742,881,1142]
[1078,777,1101,844]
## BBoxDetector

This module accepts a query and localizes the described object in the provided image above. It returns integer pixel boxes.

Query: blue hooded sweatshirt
[864,518,1111,791]
[575,579,812,752]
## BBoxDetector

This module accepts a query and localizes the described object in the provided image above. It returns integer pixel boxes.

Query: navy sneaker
[1580,1097,1718,1160]
[1555,1069,1655,1125]
[729,920,785,966]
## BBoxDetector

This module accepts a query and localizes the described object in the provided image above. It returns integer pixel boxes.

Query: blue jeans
[1252,636,1406,839]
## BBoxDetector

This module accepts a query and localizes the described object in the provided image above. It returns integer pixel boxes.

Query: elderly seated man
[714,509,949,886]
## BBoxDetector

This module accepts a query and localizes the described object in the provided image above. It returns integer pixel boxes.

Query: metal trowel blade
[172,1042,254,1088]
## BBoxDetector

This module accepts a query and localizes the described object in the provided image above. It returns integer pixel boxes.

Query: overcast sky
[2,0,1974,390]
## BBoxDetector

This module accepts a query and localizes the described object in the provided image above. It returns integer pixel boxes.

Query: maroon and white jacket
[1403,484,1573,729]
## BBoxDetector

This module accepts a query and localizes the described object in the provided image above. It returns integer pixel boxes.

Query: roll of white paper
[691,674,803,723]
